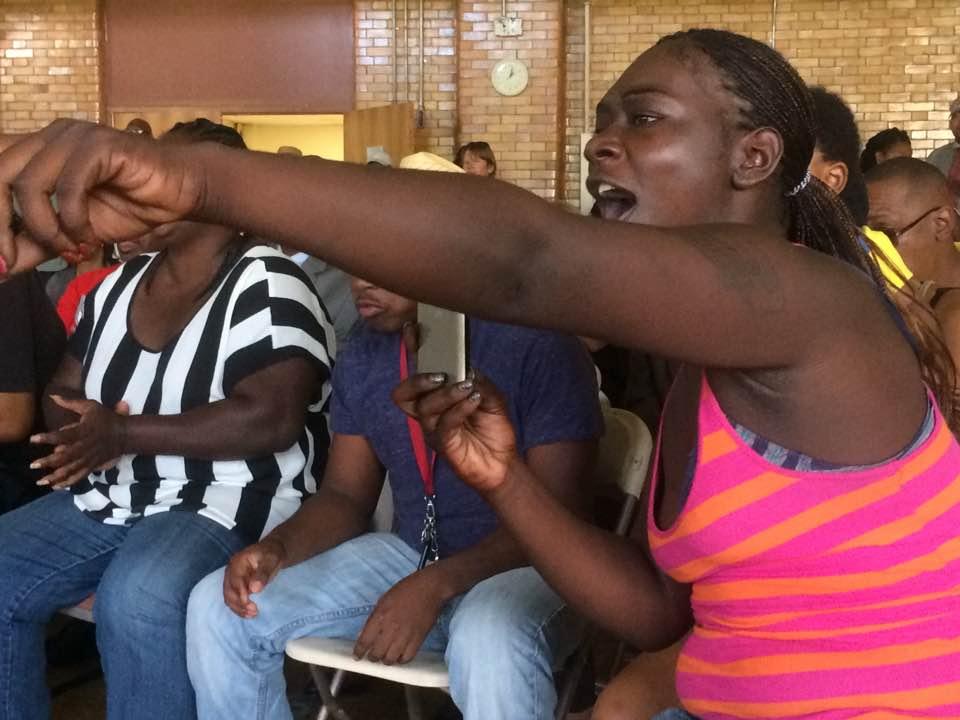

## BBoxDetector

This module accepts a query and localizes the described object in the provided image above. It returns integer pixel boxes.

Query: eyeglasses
[873,206,942,247]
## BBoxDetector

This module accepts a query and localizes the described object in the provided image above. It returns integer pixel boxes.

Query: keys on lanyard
[418,494,440,570]
[400,338,442,571]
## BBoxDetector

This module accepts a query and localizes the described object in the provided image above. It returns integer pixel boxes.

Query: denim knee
[185,568,231,644]
[94,555,189,632]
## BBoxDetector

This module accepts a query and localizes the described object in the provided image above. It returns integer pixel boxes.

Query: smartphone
[416,303,468,383]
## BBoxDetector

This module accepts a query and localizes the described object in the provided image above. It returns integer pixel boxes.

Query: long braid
[659,29,960,432]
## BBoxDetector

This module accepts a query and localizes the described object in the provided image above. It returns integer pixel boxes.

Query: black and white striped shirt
[69,245,334,542]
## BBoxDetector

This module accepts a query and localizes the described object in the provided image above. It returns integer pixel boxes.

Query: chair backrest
[595,407,654,536]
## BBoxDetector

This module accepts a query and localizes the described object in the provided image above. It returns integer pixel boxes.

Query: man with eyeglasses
[866,157,960,375]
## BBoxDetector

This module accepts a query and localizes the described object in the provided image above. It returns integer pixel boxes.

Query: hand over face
[392,373,519,493]
[30,396,129,489]
[0,120,207,275]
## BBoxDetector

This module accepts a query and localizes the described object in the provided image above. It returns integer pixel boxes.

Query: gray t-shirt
[926,141,958,175]
[291,254,358,348]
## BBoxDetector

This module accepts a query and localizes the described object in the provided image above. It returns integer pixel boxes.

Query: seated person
[867,157,960,380]
[0,270,65,514]
[808,87,914,289]
[861,127,912,173]
[185,260,602,717]
[0,120,335,720]
[454,140,497,177]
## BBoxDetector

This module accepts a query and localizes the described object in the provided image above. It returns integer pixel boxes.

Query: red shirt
[57,265,118,335]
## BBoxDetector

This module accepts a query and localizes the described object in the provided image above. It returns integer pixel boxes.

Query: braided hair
[860,127,912,173]
[657,29,959,431]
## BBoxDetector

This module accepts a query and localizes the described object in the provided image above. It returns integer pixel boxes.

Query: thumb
[51,394,92,414]
[114,401,131,416]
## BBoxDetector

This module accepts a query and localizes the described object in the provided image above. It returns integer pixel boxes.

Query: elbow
[269,417,305,453]
[253,407,306,455]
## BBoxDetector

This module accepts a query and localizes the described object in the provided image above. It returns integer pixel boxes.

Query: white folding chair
[285,408,653,720]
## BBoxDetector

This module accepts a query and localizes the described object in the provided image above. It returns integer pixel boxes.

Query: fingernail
[36,479,48,486]
[429,373,446,384]
[29,435,41,443]
[470,392,481,403]
[457,380,474,392]
[30,462,40,469]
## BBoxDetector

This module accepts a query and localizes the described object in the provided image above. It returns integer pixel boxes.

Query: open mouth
[586,179,637,221]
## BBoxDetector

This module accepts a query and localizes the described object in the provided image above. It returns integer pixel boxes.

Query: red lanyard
[399,338,440,567]
[399,339,437,496]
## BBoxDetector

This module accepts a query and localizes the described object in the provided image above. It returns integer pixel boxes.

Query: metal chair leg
[311,666,352,720]
[404,685,427,720]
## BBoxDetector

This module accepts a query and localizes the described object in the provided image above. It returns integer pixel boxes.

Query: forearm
[484,457,691,650]
[203,148,576,333]
[120,398,297,460]
[265,488,373,568]
[199,148,829,367]
[426,527,527,603]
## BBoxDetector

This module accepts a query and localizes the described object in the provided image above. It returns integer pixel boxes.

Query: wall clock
[490,59,529,96]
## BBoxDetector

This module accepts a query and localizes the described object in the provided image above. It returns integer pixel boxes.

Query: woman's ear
[731,127,784,190]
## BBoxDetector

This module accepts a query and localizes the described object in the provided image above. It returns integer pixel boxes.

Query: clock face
[491,59,529,97]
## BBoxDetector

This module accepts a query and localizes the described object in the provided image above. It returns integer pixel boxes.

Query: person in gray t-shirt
[926,98,960,176]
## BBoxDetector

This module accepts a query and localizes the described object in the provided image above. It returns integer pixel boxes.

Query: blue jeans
[187,532,578,720]
[0,491,245,720]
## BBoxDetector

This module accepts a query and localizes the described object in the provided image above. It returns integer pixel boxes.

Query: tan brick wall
[0,0,99,133]
[563,0,960,210]
[776,0,960,156]
[5,1,959,207]
[457,1,564,199]
[355,0,458,158]
[356,0,566,200]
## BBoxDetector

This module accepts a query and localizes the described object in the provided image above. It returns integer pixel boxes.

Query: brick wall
[776,0,960,156]
[563,0,960,210]
[356,0,565,200]
[355,0,458,158]
[4,1,959,207]
[0,0,99,133]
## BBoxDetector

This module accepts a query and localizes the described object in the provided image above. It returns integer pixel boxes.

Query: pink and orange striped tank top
[648,373,960,719]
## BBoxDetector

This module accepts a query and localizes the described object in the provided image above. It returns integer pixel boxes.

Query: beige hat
[399,152,465,173]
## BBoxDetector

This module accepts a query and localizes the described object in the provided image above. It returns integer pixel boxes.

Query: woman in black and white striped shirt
[0,121,334,720]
